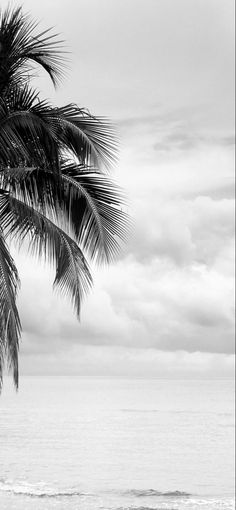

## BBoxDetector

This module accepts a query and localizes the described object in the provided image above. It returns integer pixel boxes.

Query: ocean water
[0,377,234,510]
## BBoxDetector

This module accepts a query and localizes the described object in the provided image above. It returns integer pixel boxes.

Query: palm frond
[0,87,60,169]
[0,163,129,263]
[56,105,118,169]
[0,86,118,171]
[61,164,129,262]
[0,231,21,390]
[0,96,30,165]
[0,6,66,93]
[0,191,92,316]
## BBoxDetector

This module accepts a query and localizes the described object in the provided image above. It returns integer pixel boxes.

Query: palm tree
[0,6,128,389]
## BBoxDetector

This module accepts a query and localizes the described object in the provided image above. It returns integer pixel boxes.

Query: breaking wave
[0,479,192,500]
[0,479,87,498]
[124,489,191,498]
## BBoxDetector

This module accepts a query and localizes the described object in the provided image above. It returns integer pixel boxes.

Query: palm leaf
[0,96,30,165]
[56,105,118,169]
[0,231,21,390]
[61,165,129,262]
[0,191,92,317]
[0,85,118,171]
[0,87,60,169]
[0,6,65,93]
[0,164,129,263]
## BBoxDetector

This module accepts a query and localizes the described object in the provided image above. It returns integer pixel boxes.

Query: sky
[3,0,235,378]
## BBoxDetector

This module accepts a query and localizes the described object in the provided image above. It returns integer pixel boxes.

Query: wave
[0,480,190,500]
[0,479,87,498]
[122,409,161,413]
[124,489,191,498]
[116,498,236,510]
[116,507,171,510]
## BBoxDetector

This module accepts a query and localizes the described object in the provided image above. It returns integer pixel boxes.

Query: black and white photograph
[0,1,235,509]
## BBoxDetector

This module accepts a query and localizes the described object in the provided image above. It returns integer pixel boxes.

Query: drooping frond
[61,164,129,262]
[0,163,129,263]
[55,105,118,169]
[0,164,59,212]
[0,87,60,169]
[0,231,21,390]
[0,6,65,94]
[0,86,118,171]
[0,93,37,165]
[0,191,92,316]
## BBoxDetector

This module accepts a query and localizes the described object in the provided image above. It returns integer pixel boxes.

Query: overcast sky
[4,0,235,378]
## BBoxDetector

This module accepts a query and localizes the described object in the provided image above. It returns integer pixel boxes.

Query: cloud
[1,0,233,378]
[129,195,234,266]
[118,126,234,204]
[11,112,234,378]
[118,110,235,155]
[20,343,235,379]
[15,247,234,358]
[153,131,235,154]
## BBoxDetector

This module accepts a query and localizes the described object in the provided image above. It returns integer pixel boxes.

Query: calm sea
[0,377,235,510]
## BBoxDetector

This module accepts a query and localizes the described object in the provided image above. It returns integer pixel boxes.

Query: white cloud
[11,127,234,378]
[20,343,235,379]
[2,0,234,378]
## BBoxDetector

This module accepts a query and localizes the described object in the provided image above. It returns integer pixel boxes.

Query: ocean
[0,377,235,510]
